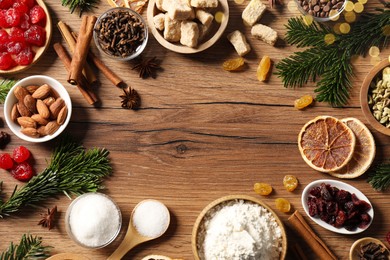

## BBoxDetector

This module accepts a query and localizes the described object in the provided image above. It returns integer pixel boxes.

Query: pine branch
[61,0,100,16]
[0,137,111,217]
[368,162,390,191]
[0,79,16,104]
[0,234,51,260]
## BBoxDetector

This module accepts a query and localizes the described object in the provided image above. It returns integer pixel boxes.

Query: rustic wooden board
[0,1,389,259]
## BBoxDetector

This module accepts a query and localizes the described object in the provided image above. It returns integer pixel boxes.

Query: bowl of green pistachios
[360,59,390,136]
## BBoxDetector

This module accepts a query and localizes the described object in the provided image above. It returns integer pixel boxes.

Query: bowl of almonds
[4,75,72,142]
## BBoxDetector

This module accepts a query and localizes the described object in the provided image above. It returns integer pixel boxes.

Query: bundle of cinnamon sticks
[54,15,125,105]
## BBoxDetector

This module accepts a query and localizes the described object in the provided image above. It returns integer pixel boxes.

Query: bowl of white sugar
[65,192,122,249]
[192,195,287,260]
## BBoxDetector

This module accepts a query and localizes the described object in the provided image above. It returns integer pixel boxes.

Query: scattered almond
[31,114,49,126]
[25,85,39,94]
[36,99,50,119]
[57,106,68,125]
[37,126,47,136]
[49,98,65,118]
[17,101,31,117]
[45,121,60,135]
[17,117,37,128]
[14,86,29,102]
[24,94,37,114]
[21,128,39,138]
[11,104,19,122]
[32,84,51,99]
[43,96,56,107]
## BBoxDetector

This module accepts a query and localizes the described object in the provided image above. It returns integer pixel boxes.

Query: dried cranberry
[335,189,351,205]
[308,198,318,217]
[29,5,46,26]
[4,8,22,28]
[0,52,16,70]
[13,145,31,163]
[344,201,355,215]
[0,0,13,9]
[0,153,14,170]
[326,201,338,216]
[334,210,347,228]
[344,217,359,231]
[13,2,29,14]
[15,46,34,65]
[358,213,371,229]
[10,161,34,182]
[24,24,45,46]
[309,186,321,198]
[320,183,333,201]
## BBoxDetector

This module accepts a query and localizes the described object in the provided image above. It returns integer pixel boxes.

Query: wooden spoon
[108,200,170,260]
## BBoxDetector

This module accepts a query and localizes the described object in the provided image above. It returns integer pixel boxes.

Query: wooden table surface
[0,0,389,259]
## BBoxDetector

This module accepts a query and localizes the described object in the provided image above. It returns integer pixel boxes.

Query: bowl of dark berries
[295,0,347,22]
[0,0,52,74]
[93,7,148,61]
[302,179,373,234]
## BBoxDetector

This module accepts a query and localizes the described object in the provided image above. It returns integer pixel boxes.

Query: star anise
[132,56,160,79]
[120,87,141,109]
[38,205,57,230]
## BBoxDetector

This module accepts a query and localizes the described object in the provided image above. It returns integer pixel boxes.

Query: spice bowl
[192,195,287,260]
[65,192,122,249]
[360,59,390,136]
[93,7,148,61]
[349,237,390,260]
[147,0,229,54]
[3,75,72,143]
[295,0,348,22]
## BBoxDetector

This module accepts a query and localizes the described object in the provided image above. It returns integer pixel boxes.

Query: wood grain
[0,1,389,260]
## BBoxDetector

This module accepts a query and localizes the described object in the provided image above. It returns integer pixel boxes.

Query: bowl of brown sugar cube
[295,0,347,22]
[147,0,229,54]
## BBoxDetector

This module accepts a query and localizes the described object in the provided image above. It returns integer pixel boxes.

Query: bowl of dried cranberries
[0,0,52,74]
[302,179,373,234]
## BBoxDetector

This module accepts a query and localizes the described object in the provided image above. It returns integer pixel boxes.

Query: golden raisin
[275,198,291,213]
[294,95,314,110]
[283,175,299,192]
[254,182,273,196]
[257,55,271,82]
[222,57,245,71]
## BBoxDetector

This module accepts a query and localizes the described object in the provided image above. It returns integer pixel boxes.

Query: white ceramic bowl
[302,179,374,234]
[4,75,72,143]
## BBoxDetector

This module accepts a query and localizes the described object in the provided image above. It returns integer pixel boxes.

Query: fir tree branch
[61,0,100,16]
[368,162,390,191]
[0,234,51,260]
[0,137,111,217]
[0,79,16,104]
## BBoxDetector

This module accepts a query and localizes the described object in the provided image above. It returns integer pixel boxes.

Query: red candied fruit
[7,41,27,54]
[0,0,13,9]
[24,25,46,46]
[13,2,29,14]
[0,153,14,170]
[15,46,35,65]
[29,5,46,26]
[10,161,34,182]
[0,29,8,51]
[9,27,25,42]
[20,14,31,30]
[0,52,16,70]
[13,145,31,163]
[16,0,36,8]
[4,8,22,28]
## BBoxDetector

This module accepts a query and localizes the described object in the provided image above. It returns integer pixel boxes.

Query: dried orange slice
[329,117,376,179]
[298,116,356,172]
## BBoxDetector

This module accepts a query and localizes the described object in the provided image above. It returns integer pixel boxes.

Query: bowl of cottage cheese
[192,195,287,260]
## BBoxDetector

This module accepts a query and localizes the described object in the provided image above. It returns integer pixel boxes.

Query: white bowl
[301,179,374,234]
[4,75,72,143]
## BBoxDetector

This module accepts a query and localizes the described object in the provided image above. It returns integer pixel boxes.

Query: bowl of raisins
[0,0,52,74]
[302,179,373,234]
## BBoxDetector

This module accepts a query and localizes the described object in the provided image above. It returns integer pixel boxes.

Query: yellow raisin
[294,95,314,110]
[283,175,299,192]
[257,55,271,82]
[254,182,273,196]
[222,57,245,71]
[275,198,291,213]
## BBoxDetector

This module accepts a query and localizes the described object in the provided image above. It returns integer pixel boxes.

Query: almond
[11,103,20,122]
[32,84,51,99]
[45,121,60,135]
[17,116,37,128]
[36,99,50,119]
[14,86,29,102]
[25,85,39,94]
[17,101,32,117]
[37,126,47,136]
[57,105,68,125]
[21,128,39,138]
[24,94,37,114]
[43,96,56,107]
[49,98,65,118]
[31,114,49,126]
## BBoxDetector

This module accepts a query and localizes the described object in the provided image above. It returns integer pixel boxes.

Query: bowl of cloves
[93,7,148,61]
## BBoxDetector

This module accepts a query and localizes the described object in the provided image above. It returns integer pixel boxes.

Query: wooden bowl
[349,237,390,260]
[191,195,287,260]
[360,59,390,136]
[0,0,52,75]
[147,0,229,54]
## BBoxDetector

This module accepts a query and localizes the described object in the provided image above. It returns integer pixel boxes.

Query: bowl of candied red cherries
[0,146,35,182]
[0,0,52,74]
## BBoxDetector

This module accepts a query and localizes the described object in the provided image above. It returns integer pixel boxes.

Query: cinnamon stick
[68,15,97,85]
[57,21,97,84]
[71,32,124,87]
[288,210,337,260]
[54,43,98,105]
